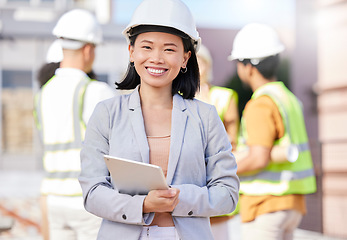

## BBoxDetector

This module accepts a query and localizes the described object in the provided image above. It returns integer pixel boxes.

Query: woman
[79,0,239,239]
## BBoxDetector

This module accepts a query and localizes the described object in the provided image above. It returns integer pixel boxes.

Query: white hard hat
[197,44,212,65]
[228,23,285,63]
[122,0,201,51]
[46,40,63,63]
[197,44,213,82]
[52,9,103,50]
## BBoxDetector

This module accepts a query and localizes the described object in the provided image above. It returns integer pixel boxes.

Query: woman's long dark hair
[116,26,200,99]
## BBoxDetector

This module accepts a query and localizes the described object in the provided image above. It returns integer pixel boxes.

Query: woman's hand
[143,188,180,213]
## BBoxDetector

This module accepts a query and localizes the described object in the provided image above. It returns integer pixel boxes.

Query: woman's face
[129,31,191,90]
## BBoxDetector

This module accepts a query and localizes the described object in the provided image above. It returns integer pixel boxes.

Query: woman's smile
[146,67,168,76]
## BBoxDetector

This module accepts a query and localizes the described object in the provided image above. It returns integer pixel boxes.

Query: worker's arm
[223,97,239,151]
[235,95,284,174]
[235,145,271,174]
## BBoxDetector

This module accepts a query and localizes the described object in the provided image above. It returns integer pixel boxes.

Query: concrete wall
[292,0,323,233]
[316,0,347,238]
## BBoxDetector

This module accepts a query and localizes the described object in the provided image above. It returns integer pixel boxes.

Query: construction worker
[196,44,239,240]
[33,9,116,240]
[229,23,316,240]
[196,44,239,150]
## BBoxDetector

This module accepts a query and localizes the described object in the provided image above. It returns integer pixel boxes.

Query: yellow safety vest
[209,86,238,121]
[33,76,91,196]
[209,86,239,217]
[238,82,316,196]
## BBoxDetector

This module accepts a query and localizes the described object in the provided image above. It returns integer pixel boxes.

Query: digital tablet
[104,155,169,195]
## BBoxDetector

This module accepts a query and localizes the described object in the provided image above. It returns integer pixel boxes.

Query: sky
[113,0,296,29]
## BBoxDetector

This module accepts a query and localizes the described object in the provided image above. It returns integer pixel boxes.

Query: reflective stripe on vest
[238,82,316,196]
[209,86,238,122]
[35,77,91,196]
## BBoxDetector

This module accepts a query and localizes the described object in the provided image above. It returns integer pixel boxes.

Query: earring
[130,61,135,67]
[180,67,187,73]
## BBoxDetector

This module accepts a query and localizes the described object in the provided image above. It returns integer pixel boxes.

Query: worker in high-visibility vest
[196,44,239,150]
[33,9,116,240]
[196,44,239,240]
[229,23,316,240]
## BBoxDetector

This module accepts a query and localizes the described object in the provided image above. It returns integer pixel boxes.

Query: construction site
[1,0,347,239]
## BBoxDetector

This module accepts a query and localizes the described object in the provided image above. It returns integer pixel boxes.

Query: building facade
[316,0,347,238]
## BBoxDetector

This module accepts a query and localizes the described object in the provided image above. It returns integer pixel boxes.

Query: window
[2,70,32,88]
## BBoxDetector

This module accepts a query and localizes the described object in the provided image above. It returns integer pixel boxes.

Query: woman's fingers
[143,188,180,213]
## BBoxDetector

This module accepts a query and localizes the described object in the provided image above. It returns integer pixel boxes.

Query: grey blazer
[79,88,239,240]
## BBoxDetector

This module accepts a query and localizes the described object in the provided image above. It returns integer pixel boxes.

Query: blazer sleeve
[79,101,154,225]
[171,105,240,217]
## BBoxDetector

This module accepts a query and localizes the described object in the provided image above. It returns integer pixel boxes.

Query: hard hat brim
[123,24,201,51]
[127,25,190,40]
[227,55,236,61]
[227,45,285,62]
[58,39,86,50]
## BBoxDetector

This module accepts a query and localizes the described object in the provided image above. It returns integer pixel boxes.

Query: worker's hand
[143,188,180,213]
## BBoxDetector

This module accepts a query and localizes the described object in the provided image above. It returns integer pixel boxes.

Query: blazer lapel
[128,87,150,163]
[166,94,187,185]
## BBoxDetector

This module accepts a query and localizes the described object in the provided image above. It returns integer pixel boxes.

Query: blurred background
[0,0,346,239]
